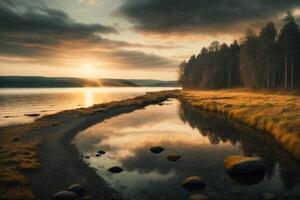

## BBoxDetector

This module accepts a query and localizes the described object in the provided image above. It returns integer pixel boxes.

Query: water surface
[0,87,176,127]
[75,99,300,200]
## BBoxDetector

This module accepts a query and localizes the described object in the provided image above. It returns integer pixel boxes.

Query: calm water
[0,87,177,127]
[75,99,300,200]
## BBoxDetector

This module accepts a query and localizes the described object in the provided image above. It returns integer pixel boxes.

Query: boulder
[150,146,164,154]
[224,155,266,185]
[52,191,77,200]
[68,184,84,195]
[108,166,124,173]
[166,155,181,162]
[95,154,101,157]
[181,176,206,191]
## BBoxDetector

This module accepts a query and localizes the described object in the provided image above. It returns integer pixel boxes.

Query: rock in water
[166,155,181,162]
[52,191,77,200]
[108,166,124,173]
[181,176,206,191]
[224,155,266,185]
[68,184,84,195]
[190,194,211,200]
[97,150,106,155]
[24,113,40,117]
[150,146,164,154]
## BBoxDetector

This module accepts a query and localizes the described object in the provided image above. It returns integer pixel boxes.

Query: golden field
[179,89,300,159]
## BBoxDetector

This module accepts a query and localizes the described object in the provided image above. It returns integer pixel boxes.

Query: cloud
[0,0,117,35]
[117,0,300,35]
[0,0,177,71]
[103,49,176,69]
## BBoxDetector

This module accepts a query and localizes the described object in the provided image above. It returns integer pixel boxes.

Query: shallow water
[0,87,176,127]
[75,99,300,200]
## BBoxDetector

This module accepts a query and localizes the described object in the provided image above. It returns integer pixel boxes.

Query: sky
[0,0,300,80]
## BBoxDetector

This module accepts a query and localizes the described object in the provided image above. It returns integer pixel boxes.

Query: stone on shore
[181,176,206,191]
[150,146,164,154]
[52,191,77,200]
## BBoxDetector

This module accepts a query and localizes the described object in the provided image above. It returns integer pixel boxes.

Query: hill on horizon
[0,76,178,88]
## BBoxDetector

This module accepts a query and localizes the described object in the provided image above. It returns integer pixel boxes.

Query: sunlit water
[0,87,177,127]
[75,99,300,200]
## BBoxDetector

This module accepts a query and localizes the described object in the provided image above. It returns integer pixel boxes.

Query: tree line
[179,12,300,89]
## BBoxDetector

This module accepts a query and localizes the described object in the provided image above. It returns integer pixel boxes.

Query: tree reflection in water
[179,100,300,192]
[75,99,300,199]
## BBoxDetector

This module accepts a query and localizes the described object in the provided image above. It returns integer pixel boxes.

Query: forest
[179,12,300,89]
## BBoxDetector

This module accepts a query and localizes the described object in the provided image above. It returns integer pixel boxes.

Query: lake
[0,87,177,127]
[75,99,300,200]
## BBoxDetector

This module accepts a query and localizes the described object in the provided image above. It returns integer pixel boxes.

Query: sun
[83,64,95,78]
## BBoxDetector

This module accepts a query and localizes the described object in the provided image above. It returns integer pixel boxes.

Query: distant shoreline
[0,76,179,88]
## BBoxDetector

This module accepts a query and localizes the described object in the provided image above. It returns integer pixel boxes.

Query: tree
[259,23,278,88]
[278,11,300,89]
[178,14,300,90]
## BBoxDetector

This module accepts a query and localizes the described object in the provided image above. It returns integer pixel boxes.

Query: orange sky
[0,0,299,80]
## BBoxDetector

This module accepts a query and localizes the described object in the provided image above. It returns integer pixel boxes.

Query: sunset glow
[1,0,299,80]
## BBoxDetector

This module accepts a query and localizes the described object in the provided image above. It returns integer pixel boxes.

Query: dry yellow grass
[0,126,39,200]
[180,89,300,159]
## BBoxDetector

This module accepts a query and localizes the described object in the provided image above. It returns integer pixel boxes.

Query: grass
[179,89,300,159]
[0,126,40,200]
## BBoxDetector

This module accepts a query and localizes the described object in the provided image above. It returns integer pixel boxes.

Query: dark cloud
[0,0,177,70]
[106,49,176,69]
[0,0,116,57]
[0,0,117,36]
[117,0,300,35]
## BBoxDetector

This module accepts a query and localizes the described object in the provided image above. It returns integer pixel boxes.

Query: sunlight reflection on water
[0,87,178,127]
[74,99,300,200]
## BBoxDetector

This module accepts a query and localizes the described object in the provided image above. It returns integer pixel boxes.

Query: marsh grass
[180,89,300,159]
[0,125,40,200]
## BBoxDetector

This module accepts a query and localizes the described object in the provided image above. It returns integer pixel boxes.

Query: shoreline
[0,90,176,200]
[178,89,300,160]
[0,89,299,199]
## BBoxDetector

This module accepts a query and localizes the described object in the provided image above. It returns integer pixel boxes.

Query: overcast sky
[0,0,300,80]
